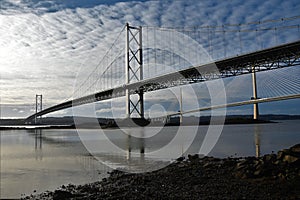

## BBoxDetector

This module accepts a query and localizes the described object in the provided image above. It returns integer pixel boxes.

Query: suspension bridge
[27,16,300,123]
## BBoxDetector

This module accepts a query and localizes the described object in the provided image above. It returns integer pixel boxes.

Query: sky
[0,0,299,118]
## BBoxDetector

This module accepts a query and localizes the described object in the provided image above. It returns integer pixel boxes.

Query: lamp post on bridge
[125,23,144,119]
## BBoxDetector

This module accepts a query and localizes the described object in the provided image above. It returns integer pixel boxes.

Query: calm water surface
[1,120,299,198]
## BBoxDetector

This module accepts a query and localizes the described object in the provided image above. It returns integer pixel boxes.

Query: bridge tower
[35,94,42,124]
[252,65,259,120]
[125,23,144,118]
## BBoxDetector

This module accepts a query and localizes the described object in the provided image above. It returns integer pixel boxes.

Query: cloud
[0,0,299,118]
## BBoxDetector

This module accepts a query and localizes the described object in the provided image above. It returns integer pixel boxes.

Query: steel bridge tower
[35,94,42,124]
[125,23,144,118]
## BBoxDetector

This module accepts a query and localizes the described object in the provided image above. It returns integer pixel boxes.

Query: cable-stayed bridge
[27,16,300,122]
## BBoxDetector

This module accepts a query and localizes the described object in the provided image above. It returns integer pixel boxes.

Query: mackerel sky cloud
[0,0,299,118]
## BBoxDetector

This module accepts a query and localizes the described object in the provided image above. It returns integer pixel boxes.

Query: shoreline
[24,144,300,199]
[3,114,300,130]
[0,124,76,130]
[0,118,276,130]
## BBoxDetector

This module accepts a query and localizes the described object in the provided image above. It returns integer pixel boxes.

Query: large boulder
[277,144,300,165]
[290,144,300,153]
[235,144,300,179]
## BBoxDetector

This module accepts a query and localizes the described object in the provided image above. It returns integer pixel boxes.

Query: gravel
[24,144,300,200]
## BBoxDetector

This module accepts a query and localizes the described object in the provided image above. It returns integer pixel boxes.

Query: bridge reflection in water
[26,121,298,174]
[30,129,111,175]
[254,125,261,158]
[34,129,42,160]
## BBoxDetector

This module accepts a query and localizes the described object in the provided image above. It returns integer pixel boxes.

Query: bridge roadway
[167,94,300,117]
[27,40,300,120]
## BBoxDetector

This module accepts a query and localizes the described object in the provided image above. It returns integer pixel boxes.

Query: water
[0,129,108,198]
[1,120,299,198]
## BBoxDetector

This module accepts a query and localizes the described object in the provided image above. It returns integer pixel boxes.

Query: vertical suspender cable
[298,24,300,40]
[154,28,157,76]
[222,25,226,58]
[146,27,149,79]
[274,28,278,46]
[239,30,242,54]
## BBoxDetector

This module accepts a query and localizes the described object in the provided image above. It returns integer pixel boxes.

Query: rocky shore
[25,144,300,200]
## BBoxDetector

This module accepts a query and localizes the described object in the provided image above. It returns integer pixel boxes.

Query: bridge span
[167,94,300,117]
[26,38,300,121]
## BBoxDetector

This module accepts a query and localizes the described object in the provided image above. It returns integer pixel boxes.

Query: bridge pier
[252,65,259,120]
[179,87,183,124]
[125,23,144,118]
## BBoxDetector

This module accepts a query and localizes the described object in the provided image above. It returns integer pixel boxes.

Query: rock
[236,162,246,170]
[277,150,286,160]
[283,154,299,164]
[176,156,184,162]
[203,162,212,168]
[254,169,262,176]
[274,160,280,165]
[202,156,218,161]
[177,163,187,168]
[188,154,199,161]
[263,154,276,162]
[277,173,286,179]
[53,190,73,200]
[276,144,300,164]
[235,171,248,179]
[238,160,247,165]
[290,144,300,153]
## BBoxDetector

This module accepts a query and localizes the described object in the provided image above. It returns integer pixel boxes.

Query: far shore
[0,118,275,130]
[1,114,300,130]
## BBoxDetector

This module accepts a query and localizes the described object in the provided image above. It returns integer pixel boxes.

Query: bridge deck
[27,40,300,120]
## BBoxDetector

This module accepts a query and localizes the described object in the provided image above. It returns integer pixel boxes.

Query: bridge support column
[125,23,144,118]
[35,94,42,124]
[252,65,259,120]
[179,87,183,124]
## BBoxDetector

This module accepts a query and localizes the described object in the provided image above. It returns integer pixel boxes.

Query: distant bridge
[167,94,300,117]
